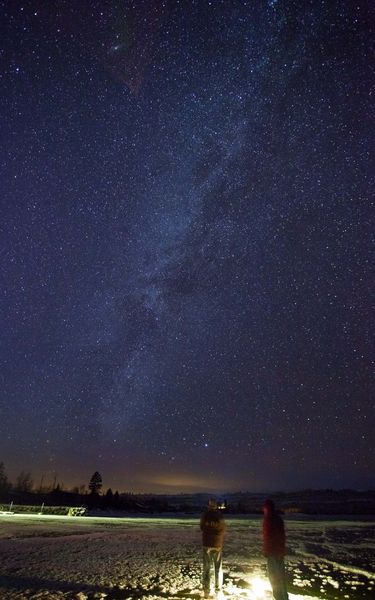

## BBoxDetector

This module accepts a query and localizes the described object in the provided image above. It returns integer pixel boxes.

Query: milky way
[1,0,373,493]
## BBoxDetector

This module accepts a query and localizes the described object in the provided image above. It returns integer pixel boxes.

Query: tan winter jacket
[200,509,226,549]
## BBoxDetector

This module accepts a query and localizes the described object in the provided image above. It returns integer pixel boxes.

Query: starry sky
[1,0,373,494]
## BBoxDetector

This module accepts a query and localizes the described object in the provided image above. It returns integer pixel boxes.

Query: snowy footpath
[0,514,373,600]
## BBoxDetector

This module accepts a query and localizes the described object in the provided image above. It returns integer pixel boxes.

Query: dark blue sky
[1,0,373,493]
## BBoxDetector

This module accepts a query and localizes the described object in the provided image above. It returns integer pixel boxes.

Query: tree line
[0,463,169,512]
[0,462,34,493]
[0,463,105,496]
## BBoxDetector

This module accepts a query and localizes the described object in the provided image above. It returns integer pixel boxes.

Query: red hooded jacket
[263,512,286,557]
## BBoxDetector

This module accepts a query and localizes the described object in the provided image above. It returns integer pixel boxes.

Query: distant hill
[146,489,375,515]
[1,488,374,516]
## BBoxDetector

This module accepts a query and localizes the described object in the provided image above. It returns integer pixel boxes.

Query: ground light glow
[249,575,272,597]
[224,574,272,599]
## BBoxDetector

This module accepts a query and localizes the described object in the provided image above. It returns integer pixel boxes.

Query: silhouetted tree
[15,471,33,492]
[105,488,114,507]
[50,483,65,505]
[0,462,11,494]
[88,471,102,495]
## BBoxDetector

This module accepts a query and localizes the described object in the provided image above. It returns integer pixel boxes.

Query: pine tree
[104,487,113,508]
[88,471,102,495]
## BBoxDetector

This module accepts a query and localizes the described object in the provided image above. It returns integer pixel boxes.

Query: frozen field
[0,514,373,599]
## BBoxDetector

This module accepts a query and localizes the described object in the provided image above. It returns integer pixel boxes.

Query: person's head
[208,498,218,510]
[262,498,275,516]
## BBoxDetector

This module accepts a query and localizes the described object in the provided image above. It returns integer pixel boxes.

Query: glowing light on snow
[250,575,272,597]
[225,575,272,598]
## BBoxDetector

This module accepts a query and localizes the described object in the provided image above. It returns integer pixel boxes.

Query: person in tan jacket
[200,498,226,598]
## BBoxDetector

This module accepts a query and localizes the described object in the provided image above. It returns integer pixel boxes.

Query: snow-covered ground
[0,514,373,599]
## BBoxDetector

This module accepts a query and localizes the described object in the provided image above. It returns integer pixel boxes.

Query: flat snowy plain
[0,514,373,599]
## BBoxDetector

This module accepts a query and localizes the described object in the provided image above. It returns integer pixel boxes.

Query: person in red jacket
[262,499,289,600]
[200,498,226,598]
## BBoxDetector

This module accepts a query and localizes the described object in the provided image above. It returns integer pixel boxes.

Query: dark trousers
[267,556,289,600]
[202,547,223,592]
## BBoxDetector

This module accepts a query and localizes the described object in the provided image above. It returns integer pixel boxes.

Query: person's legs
[278,557,289,600]
[202,547,212,596]
[212,548,223,591]
[267,556,289,600]
[277,557,288,600]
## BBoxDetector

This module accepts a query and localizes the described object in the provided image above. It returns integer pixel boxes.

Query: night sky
[1,0,373,494]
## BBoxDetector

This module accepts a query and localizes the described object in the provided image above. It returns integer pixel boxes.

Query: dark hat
[263,498,275,511]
